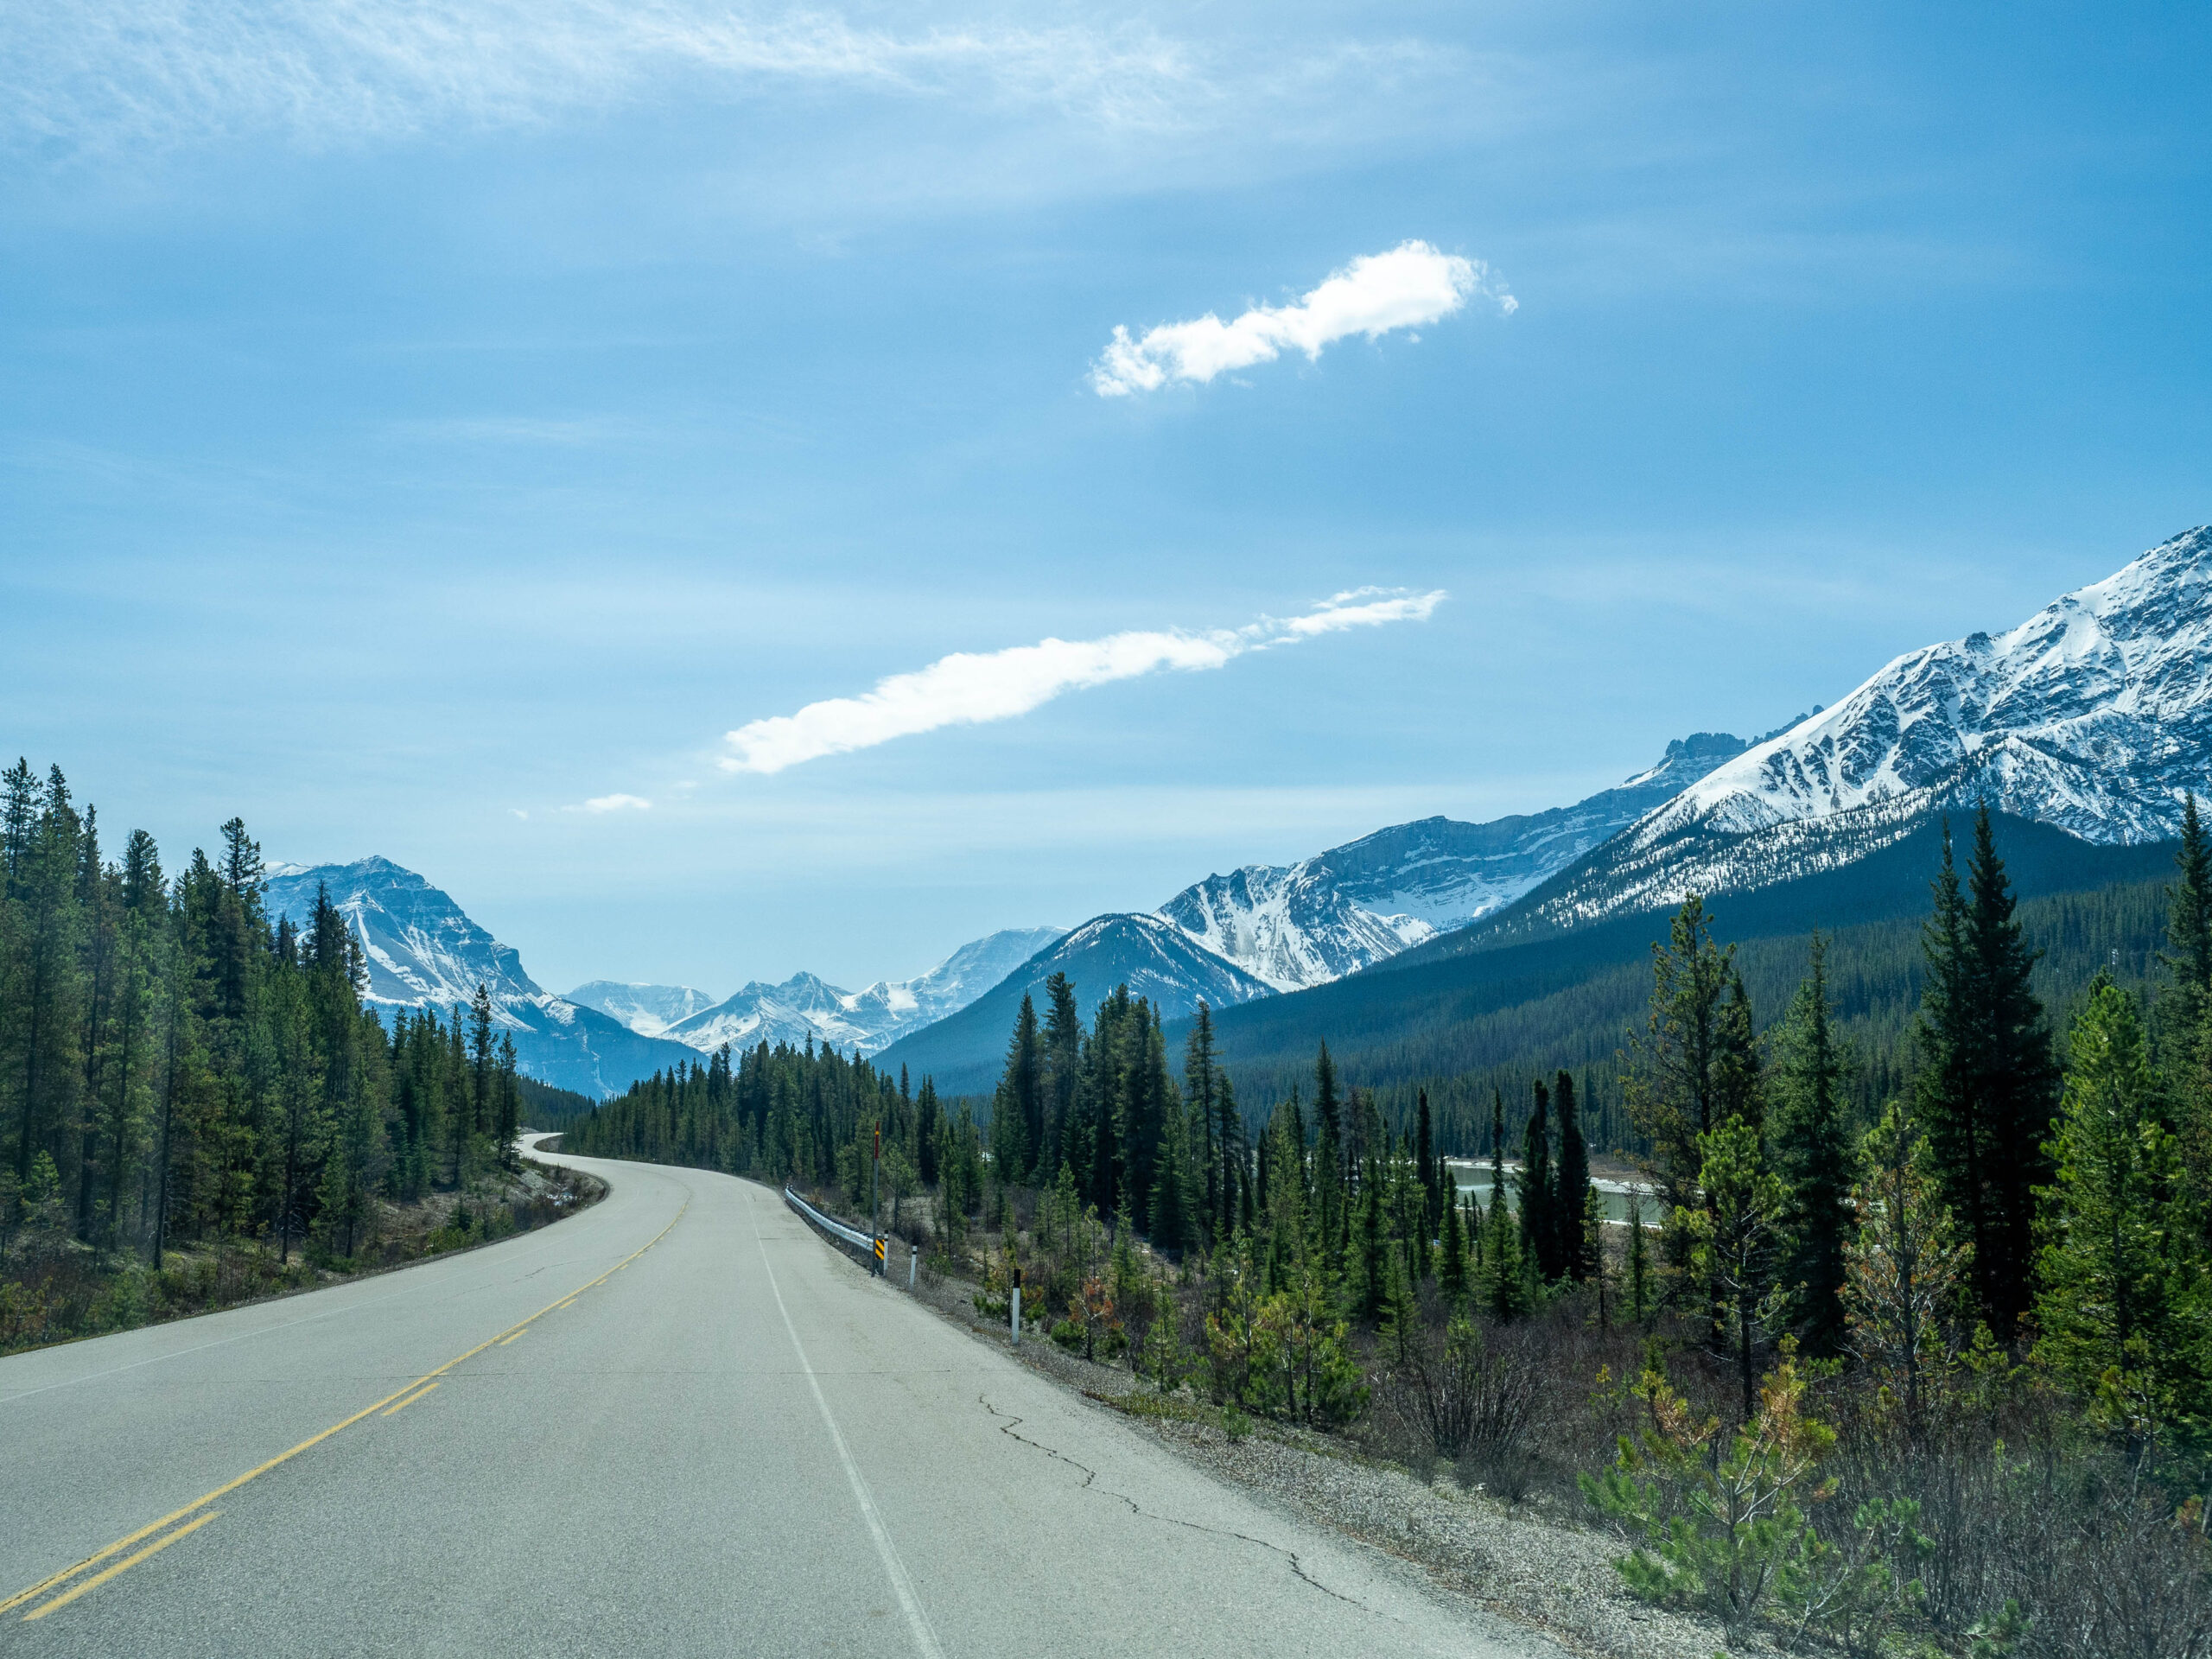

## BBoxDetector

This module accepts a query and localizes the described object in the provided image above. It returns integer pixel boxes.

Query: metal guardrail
[785,1185,877,1254]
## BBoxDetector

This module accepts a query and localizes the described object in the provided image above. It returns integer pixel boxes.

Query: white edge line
[749,1193,945,1659]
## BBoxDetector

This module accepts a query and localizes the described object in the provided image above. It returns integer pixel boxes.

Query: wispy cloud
[1090,241,1515,397]
[569,792,652,812]
[7,2,1224,156]
[721,588,1446,774]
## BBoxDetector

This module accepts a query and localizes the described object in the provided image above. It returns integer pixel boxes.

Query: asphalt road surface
[0,1142,1567,1657]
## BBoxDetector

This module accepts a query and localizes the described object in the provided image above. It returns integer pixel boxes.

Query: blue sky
[4,0,2209,995]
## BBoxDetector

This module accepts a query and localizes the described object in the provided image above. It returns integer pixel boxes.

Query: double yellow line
[3,1198,687,1623]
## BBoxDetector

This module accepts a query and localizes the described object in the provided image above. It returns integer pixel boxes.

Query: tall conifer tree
[1771,934,1856,1356]
[1554,1071,1592,1281]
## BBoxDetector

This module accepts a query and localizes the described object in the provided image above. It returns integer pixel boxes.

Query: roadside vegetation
[566,800,2212,1657]
[0,760,604,1357]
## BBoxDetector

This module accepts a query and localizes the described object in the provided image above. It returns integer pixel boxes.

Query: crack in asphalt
[977,1395,1388,1617]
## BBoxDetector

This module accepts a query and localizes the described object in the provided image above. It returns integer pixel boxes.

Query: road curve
[0,1144,1567,1657]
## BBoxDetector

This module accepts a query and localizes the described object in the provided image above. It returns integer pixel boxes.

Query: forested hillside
[1192,814,2177,1159]
[0,760,596,1353]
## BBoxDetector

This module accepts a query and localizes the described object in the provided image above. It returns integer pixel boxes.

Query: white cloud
[1090,240,1515,397]
[721,588,1446,774]
[572,793,652,812]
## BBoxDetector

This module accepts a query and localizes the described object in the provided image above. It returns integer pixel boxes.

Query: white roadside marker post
[909,1243,917,1291]
[1011,1265,1021,1348]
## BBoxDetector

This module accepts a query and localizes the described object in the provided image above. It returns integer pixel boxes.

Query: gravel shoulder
[893,1251,1777,1659]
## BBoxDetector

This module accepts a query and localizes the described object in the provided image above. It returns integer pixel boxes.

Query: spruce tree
[2161,791,2212,1041]
[1916,808,2061,1343]
[1148,1084,1195,1257]
[1553,1070,1592,1281]
[991,992,1041,1182]
[1414,1087,1438,1238]
[2158,798,2212,1232]
[1480,1087,1529,1318]
[1520,1078,1557,1281]
[1439,1189,1469,1300]
[1184,1001,1220,1239]
[1770,934,1857,1356]
[1313,1042,1344,1267]
[2036,978,2212,1447]
[1040,972,1082,1179]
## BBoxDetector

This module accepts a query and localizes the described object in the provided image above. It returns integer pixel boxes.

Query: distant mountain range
[270,525,2212,1110]
[883,525,2212,1091]
[264,858,1065,1095]
[583,926,1067,1056]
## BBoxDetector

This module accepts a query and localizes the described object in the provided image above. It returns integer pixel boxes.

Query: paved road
[0,1145,1565,1656]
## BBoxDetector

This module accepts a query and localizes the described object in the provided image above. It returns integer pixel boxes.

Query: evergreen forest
[0,760,600,1354]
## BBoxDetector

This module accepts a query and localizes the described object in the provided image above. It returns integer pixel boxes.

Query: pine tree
[1554,1071,1592,1281]
[1688,1115,1786,1420]
[2036,977,2212,1448]
[1625,895,1739,1300]
[1625,1186,1651,1324]
[1844,1097,1971,1440]
[1770,934,1857,1357]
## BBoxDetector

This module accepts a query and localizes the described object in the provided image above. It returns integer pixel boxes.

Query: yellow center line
[496,1332,524,1346]
[22,1511,222,1622]
[5,1196,688,1619]
[379,1382,440,1417]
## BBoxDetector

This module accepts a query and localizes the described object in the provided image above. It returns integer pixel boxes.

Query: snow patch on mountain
[661,925,1066,1056]
[564,981,721,1038]
[1154,731,1755,988]
[1665,526,2212,843]
[263,857,541,1018]
[1507,526,2212,931]
[260,857,699,1096]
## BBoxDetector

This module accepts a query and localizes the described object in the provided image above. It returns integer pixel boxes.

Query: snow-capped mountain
[264,856,539,1010]
[874,913,1276,1094]
[1155,731,1754,989]
[659,925,1066,1057]
[261,858,696,1098]
[563,982,721,1039]
[1497,526,2212,932]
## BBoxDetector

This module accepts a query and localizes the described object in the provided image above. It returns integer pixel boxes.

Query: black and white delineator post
[909,1242,918,1290]
[1011,1265,1022,1348]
